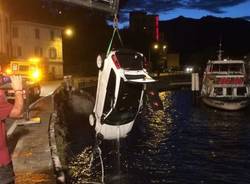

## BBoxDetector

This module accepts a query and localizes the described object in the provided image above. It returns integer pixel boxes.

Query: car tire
[89,113,96,127]
[96,54,105,70]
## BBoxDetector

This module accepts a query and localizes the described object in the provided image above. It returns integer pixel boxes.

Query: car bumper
[95,121,134,140]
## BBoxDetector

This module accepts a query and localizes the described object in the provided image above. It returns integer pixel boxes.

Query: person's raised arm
[9,76,23,118]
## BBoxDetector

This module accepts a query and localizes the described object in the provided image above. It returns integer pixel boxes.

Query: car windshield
[104,80,143,125]
[116,50,144,70]
[211,63,244,74]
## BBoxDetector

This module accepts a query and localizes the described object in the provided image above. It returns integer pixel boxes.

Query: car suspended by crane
[55,0,156,141]
[89,49,155,140]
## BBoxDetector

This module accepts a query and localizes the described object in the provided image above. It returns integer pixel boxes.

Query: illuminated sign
[155,15,159,41]
[218,77,244,85]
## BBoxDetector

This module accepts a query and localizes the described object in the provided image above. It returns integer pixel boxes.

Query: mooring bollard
[63,75,74,99]
[191,73,199,104]
[63,75,73,91]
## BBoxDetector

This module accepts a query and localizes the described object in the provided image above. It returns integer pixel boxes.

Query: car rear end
[113,49,155,83]
[95,49,155,140]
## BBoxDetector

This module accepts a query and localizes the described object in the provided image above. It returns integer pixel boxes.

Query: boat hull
[202,97,249,110]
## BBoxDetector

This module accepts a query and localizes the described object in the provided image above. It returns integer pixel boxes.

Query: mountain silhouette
[159,16,250,65]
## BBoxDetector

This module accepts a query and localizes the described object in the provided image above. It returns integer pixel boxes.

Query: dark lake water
[65,90,250,184]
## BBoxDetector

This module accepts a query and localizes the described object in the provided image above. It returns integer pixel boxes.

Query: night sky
[119,0,250,27]
[12,0,249,28]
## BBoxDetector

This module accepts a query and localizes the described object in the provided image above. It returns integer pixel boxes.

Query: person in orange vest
[0,76,23,184]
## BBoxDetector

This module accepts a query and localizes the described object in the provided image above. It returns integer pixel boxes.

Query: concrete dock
[7,95,56,184]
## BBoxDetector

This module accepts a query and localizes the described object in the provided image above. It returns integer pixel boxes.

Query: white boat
[201,50,250,110]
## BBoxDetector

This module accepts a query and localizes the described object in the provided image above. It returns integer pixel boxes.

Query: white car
[89,49,155,140]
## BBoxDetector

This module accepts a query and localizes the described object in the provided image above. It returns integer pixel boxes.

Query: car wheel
[96,54,104,70]
[89,113,96,127]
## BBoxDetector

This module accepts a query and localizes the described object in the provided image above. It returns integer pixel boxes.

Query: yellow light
[29,57,40,63]
[153,44,159,49]
[65,28,73,37]
[5,68,12,75]
[30,70,42,81]
[163,45,167,50]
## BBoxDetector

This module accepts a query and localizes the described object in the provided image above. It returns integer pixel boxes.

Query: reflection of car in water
[89,49,155,140]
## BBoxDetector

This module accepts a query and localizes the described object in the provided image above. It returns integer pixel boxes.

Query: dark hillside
[160,16,250,66]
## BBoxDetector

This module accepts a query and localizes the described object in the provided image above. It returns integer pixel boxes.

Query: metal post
[192,73,199,104]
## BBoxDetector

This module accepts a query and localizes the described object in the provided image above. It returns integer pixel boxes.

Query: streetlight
[64,27,74,38]
[148,42,168,75]
[149,43,160,62]
[153,44,159,50]
[163,45,167,50]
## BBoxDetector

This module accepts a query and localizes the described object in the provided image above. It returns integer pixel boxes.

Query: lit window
[35,28,40,39]
[6,43,9,56]
[13,27,18,38]
[50,30,55,41]
[5,16,9,34]
[12,63,18,71]
[17,46,22,57]
[49,47,57,59]
[35,47,43,57]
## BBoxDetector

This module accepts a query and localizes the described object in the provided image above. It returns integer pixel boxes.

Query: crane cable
[106,14,124,56]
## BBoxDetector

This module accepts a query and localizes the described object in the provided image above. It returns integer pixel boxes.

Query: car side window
[103,69,116,114]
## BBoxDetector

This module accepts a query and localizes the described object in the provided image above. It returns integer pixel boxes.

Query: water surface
[67,90,250,184]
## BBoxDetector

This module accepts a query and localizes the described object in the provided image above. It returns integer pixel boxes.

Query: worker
[0,76,23,184]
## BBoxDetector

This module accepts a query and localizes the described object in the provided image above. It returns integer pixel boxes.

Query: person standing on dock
[0,76,23,184]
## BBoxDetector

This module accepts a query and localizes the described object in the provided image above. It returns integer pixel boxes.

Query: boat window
[104,79,143,125]
[211,64,244,73]
[226,88,233,96]
[103,69,116,114]
[212,64,220,72]
[220,65,228,72]
[214,87,223,96]
[206,64,211,72]
[237,87,246,96]
[229,64,243,73]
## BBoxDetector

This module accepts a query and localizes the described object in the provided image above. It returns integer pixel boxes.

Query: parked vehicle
[89,49,155,140]
[1,58,42,103]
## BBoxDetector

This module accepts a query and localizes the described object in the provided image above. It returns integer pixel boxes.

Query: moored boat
[201,51,250,110]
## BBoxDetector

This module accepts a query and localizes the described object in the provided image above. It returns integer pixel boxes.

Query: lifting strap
[106,14,124,56]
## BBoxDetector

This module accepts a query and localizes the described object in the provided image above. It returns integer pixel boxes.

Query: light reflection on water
[68,90,250,184]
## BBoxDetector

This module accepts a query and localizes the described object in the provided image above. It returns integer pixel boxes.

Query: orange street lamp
[65,28,74,37]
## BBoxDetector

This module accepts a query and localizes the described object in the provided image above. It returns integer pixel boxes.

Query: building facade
[167,53,180,69]
[11,21,63,79]
[129,11,159,41]
[0,2,11,65]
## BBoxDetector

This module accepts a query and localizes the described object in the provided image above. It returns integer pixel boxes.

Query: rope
[116,125,121,180]
[106,14,124,56]
[97,146,105,183]
[113,14,119,29]
[86,138,105,184]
